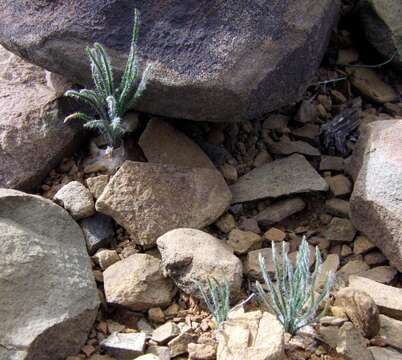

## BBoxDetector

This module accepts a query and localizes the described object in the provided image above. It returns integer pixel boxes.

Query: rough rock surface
[230,154,328,203]
[350,120,402,272]
[103,254,175,311]
[157,228,243,300]
[0,1,340,122]
[0,45,77,190]
[379,315,402,351]
[0,189,99,360]
[217,308,285,360]
[96,161,231,246]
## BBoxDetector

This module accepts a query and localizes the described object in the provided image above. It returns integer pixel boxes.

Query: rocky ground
[0,1,401,360]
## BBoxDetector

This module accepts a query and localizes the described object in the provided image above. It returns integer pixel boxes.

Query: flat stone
[337,322,374,360]
[338,259,369,275]
[157,228,243,300]
[152,322,180,345]
[326,217,356,242]
[350,120,402,272]
[349,276,402,320]
[379,315,402,351]
[254,198,306,227]
[226,229,261,255]
[54,181,95,220]
[168,330,198,358]
[320,155,345,171]
[353,235,376,255]
[93,249,120,270]
[96,161,231,246]
[326,175,352,197]
[86,175,110,200]
[231,154,328,203]
[360,266,397,284]
[316,254,340,289]
[147,345,170,360]
[103,254,175,311]
[264,228,286,242]
[0,189,99,360]
[325,198,350,218]
[292,124,320,141]
[139,118,215,169]
[80,213,114,255]
[369,347,402,360]
[101,332,146,359]
[267,139,320,156]
[188,343,216,360]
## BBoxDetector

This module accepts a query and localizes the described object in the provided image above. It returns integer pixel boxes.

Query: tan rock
[379,314,402,351]
[369,346,402,360]
[188,342,216,360]
[264,228,286,242]
[337,322,374,360]
[316,254,340,289]
[168,330,198,358]
[152,322,180,345]
[103,254,175,311]
[93,249,120,270]
[326,217,356,242]
[360,266,397,284]
[326,175,352,197]
[96,161,231,246]
[215,214,236,233]
[325,198,350,218]
[353,235,375,255]
[227,229,261,254]
[338,259,369,275]
[86,175,110,199]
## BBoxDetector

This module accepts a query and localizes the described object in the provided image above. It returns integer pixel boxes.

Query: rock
[54,181,95,220]
[220,163,238,184]
[147,346,170,360]
[326,217,356,242]
[217,308,285,360]
[364,251,387,266]
[369,347,402,360]
[267,139,321,156]
[96,161,231,247]
[81,213,115,255]
[357,0,402,70]
[316,254,340,289]
[337,322,374,360]
[0,189,99,360]
[292,124,320,141]
[139,118,215,169]
[215,214,236,234]
[238,217,261,234]
[320,155,345,171]
[348,68,398,103]
[226,229,261,255]
[360,266,397,284]
[253,150,272,168]
[334,287,380,338]
[83,142,127,174]
[339,259,370,276]
[337,48,359,65]
[101,332,146,359]
[350,120,402,272]
[188,343,216,360]
[326,175,352,197]
[379,315,402,351]
[255,198,306,227]
[353,235,375,255]
[168,330,198,358]
[103,254,175,311]
[0,46,77,190]
[325,198,350,218]
[231,154,328,203]
[0,1,340,122]
[264,228,286,242]
[136,355,161,360]
[296,100,318,123]
[263,114,289,130]
[341,245,353,257]
[148,307,165,324]
[93,249,120,270]
[157,228,243,300]
[152,322,180,345]
[349,276,402,320]
[86,175,110,200]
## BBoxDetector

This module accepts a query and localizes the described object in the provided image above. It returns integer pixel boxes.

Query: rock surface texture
[96,161,231,246]
[0,189,99,360]
[350,120,402,272]
[0,45,77,190]
[0,1,339,122]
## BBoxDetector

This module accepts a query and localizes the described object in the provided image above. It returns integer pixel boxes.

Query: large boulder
[0,45,77,190]
[0,1,339,122]
[96,161,232,247]
[0,189,99,360]
[357,0,402,70]
[350,120,402,272]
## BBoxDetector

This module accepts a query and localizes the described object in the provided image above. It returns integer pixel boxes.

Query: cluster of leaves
[256,237,334,334]
[198,237,333,335]
[64,9,150,149]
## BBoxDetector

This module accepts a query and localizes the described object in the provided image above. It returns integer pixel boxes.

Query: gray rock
[338,259,369,276]
[152,322,180,345]
[369,347,402,360]
[146,346,171,360]
[320,155,345,171]
[103,254,176,311]
[267,139,321,156]
[292,124,320,141]
[80,213,114,255]
[0,189,99,360]
[255,198,306,227]
[168,330,198,358]
[296,100,318,123]
[379,315,402,351]
[0,1,340,122]
[139,118,215,169]
[326,217,356,242]
[230,154,328,203]
[96,161,231,247]
[350,120,402,272]
[326,175,352,197]
[360,266,397,284]
[0,45,77,190]
[337,322,374,360]
[325,198,351,218]
[157,228,243,301]
[226,229,261,255]
[54,181,95,220]
[101,332,146,360]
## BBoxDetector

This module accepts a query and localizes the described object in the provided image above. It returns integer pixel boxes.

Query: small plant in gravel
[64,9,151,150]
[256,237,334,335]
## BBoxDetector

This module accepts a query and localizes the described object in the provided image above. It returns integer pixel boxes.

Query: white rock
[101,332,146,359]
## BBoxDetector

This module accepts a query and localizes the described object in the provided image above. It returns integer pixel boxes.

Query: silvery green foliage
[196,277,230,328]
[64,9,151,148]
[256,237,334,335]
